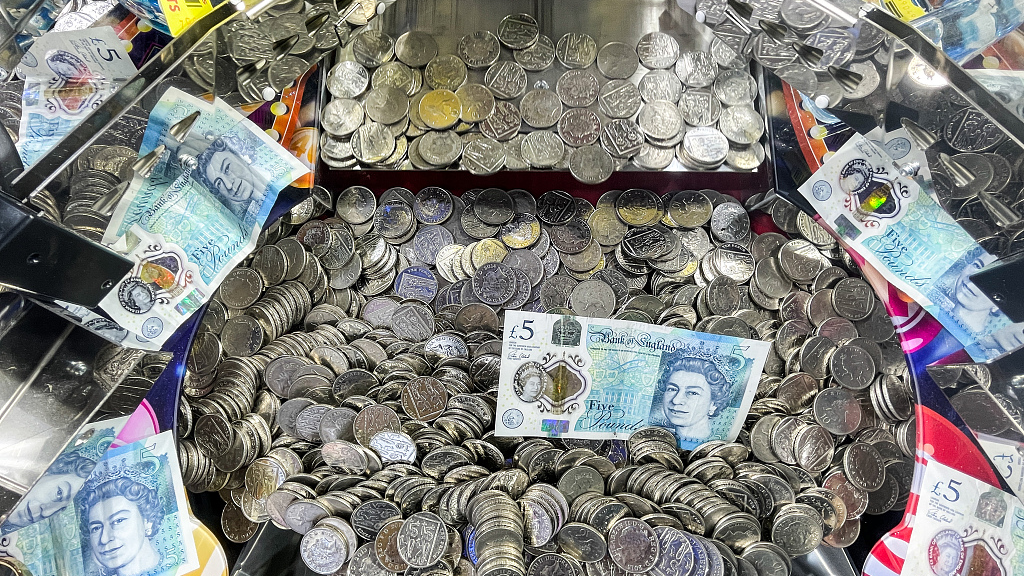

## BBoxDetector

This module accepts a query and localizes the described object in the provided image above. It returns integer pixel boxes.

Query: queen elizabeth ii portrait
[648,351,736,446]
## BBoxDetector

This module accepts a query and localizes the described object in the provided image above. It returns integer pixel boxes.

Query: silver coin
[484,60,528,100]
[711,36,746,69]
[639,69,683,104]
[944,108,1006,152]
[556,69,600,108]
[569,145,615,185]
[633,142,675,170]
[363,87,410,125]
[352,30,396,69]
[607,518,659,572]
[726,143,765,170]
[521,89,563,128]
[780,0,830,32]
[521,130,566,168]
[328,61,370,98]
[462,138,506,175]
[455,83,496,123]
[714,69,758,106]
[597,42,640,79]
[351,122,396,164]
[418,130,464,166]
[718,106,764,146]
[830,344,876,390]
[636,32,680,71]
[457,30,501,69]
[480,100,522,141]
[638,100,683,141]
[601,119,644,158]
[268,55,309,93]
[679,127,729,169]
[813,387,862,435]
[556,32,598,69]
[396,512,448,568]
[599,79,643,119]
[515,34,556,71]
[773,64,818,97]
[321,98,363,137]
[803,29,856,72]
[424,54,468,91]
[675,51,718,89]
[696,0,728,24]
[498,13,540,50]
[750,34,798,70]
[395,31,438,68]
[372,61,417,96]
[558,108,602,147]
[841,61,880,100]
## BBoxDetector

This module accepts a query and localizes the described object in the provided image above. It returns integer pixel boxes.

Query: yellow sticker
[157,0,213,36]
[884,0,926,21]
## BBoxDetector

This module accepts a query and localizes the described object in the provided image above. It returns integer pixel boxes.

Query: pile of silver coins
[177,185,916,575]
[211,0,362,102]
[707,0,1024,259]
[29,143,139,242]
[699,0,886,108]
[320,13,766,182]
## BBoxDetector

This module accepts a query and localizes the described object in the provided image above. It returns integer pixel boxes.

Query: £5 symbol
[508,319,535,340]
[931,479,963,502]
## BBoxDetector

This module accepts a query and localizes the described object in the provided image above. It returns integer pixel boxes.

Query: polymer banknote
[0,416,128,534]
[99,87,309,348]
[799,134,1024,361]
[903,458,1024,576]
[494,311,771,449]
[0,431,198,576]
[16,27,136,167]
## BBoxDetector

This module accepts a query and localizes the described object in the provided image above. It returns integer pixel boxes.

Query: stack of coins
[720,3,1024,260]
[216,0,352,101]
[321,13,766,182]
[28,143,139,242]
[0,79,22,143]
[178,185,916,572]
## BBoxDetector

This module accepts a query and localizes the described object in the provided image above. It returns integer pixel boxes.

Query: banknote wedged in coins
[177,184,916,573]
[320,12,767,183]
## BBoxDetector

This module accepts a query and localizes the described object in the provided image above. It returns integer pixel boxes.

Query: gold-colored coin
[587,207,628,246]
[419,89,462,130]
[471,238,509,268]
[499,214,541,248]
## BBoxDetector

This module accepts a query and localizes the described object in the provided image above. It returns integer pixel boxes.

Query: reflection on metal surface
[0,192,132,307]
[7,0,244,200]
[857,6,1024,149]
[793,546,858,576]
[0,298,144,521]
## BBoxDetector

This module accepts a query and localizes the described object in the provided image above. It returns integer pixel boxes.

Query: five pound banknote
[903,458,1024,576]
[798,134,1024,362]
[495,311,770,449]
[99,87,309,349]
[0,430,198,576]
